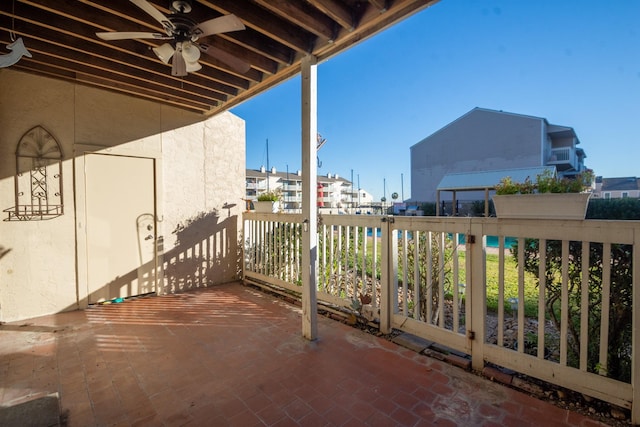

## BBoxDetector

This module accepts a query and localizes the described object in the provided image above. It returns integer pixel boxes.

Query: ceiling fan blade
[172,44,187,76]
[193,14,245,38]
[130,0,174,33]
[97,31,167,40]
[199,44,251,73]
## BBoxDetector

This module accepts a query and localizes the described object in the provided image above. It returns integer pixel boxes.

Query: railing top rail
[243,213,640,245]
[244,212,304,223]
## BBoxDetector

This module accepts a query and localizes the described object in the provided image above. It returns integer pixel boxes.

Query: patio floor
[0,282,607,426]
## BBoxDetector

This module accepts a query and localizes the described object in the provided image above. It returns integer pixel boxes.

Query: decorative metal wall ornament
[4,126,64,221]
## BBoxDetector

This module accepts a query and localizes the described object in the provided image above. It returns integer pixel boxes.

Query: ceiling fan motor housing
[171,0,192,14]
[169,15,199,42]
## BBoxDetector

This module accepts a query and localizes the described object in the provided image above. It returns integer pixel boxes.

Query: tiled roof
[601,177,640,191]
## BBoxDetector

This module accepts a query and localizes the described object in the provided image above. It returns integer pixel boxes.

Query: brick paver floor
[0,282,609,426]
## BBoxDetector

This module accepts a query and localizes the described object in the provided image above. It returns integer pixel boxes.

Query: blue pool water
[364,229,517,249]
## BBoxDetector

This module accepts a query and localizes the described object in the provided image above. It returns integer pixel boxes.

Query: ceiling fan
[96,0,250,76]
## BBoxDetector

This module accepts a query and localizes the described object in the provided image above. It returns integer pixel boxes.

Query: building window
[622,192,629,198]
[604,192,611,199]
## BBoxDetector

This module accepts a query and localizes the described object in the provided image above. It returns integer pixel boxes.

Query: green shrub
[587,198,640,220]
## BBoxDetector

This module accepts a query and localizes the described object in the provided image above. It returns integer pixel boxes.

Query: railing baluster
[438,232,445,328]
[319,224,324,290]
[372,227,378,309]
[414,230,421,320]
[497,236,505,348]
[453,233,460,332]
[580,241,589,370]
[362,226,368,301]
[391,224,399,315]
[402,230,408,315]
[329,224,335,294]
[599,243,612,375]
[538,239,547,359]
[560,240,569,366]
[345,225,351,298]
[517,237,525,354]
[426,231,433,324]
[354,226,359,299]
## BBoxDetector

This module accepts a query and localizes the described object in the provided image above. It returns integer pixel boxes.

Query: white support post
[301,55,318,340]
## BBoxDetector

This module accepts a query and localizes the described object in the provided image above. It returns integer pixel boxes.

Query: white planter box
[254,200,280,213]
[492,193,591,220]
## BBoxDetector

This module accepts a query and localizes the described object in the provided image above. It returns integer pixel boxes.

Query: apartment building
[246,167,374,213]
[410,107,588,202]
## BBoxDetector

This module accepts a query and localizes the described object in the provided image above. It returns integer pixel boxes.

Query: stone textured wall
[0,69,245,322]
[159,112,245,293]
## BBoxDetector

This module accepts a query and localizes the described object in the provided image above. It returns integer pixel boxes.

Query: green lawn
[482,252,540,317]
[330,234,542,318]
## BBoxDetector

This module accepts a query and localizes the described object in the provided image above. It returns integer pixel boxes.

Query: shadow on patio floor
[0,282,608,426]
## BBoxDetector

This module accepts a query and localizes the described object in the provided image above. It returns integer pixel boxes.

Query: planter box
[254,200,280,213]
[492,193,591,220]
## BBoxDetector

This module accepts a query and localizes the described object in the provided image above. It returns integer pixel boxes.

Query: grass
[323,233,542,318]
[482,252,540,317]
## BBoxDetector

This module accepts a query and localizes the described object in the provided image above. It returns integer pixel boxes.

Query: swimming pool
[364,229,517,248]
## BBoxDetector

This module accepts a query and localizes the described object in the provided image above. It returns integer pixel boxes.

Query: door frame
[74,143,164,309]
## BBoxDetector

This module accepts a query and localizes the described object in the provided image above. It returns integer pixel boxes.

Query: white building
[246,168,374,213]
[593,176,640,199]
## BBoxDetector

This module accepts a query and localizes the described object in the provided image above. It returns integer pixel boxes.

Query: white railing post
[380,217,394,334]
[300,54,318,340]
[469,220,486,371]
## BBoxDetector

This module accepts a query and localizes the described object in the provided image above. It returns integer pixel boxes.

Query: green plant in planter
[495,169,593,195]
[257,190,281,202]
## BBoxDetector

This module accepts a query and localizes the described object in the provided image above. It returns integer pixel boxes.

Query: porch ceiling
[0,0,439,115]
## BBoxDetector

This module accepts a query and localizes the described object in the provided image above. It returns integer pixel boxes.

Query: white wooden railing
[243,212,640,422]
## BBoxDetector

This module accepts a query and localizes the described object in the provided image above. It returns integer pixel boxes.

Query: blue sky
[231,0,639,202]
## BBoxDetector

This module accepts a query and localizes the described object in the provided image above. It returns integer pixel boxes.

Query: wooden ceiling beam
[206,37,277,75]
[197,0,316,53]
[0,0,439,115]
[218,31,294,66]
[14,0,262,86]
[253,0,336,41]
[306,0,356,31]
[0,35,229,105]
[368,0,389,12]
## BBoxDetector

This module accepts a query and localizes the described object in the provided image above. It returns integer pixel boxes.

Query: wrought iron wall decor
[4,126,63,221]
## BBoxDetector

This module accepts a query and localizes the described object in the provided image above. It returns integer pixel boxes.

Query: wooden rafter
[0,0,439,115]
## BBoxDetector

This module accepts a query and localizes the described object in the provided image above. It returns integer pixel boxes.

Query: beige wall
[0,69,245,322]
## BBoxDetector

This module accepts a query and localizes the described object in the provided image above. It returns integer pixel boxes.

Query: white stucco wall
[0,69,245,322]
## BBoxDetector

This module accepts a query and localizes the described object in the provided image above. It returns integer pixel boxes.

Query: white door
[84,153,156,303]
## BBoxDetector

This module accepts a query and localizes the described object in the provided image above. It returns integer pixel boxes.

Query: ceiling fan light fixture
[181,42,201,63]
[185,61,202,72]
[152,43,175,64]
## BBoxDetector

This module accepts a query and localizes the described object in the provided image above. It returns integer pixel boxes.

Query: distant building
[246,168,374,213]
[410,107,588,202]
[593,176,640,199]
